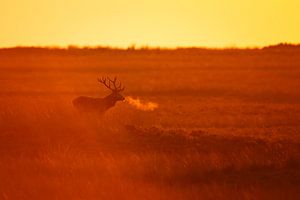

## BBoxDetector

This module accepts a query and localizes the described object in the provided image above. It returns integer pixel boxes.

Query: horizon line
[0,42,299,50]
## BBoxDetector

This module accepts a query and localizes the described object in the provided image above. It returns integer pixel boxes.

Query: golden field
[0,45,300,199]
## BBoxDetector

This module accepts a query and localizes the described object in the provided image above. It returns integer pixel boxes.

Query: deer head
[98,76,125,102]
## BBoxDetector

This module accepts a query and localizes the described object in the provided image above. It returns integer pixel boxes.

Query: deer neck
[104,93,118,108]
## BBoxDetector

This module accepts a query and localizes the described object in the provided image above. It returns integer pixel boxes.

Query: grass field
[0,46,300,199]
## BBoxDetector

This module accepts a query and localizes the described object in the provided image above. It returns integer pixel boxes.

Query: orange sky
[1,0,300,48]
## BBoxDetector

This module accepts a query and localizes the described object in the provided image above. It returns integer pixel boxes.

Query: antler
[98,76,125,92]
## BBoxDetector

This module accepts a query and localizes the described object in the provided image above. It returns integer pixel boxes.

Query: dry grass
[0,47,300,199]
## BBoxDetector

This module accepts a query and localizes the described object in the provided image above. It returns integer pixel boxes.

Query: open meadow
[0,46,300,199]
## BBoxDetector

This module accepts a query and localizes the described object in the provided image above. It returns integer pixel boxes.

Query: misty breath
[125,96,158,111]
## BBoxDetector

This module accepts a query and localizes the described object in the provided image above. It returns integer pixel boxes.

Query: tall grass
[0,48,300,199]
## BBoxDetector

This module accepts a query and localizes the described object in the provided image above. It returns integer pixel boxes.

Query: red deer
[73,76,125,114]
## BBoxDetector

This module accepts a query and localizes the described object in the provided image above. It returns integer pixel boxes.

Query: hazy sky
[1,0,299,48]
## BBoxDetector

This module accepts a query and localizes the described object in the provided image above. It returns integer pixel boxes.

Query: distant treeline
[0,43,300,56]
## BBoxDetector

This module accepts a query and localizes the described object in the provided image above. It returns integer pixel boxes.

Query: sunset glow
[1,1,300,198]
[1,0,300,47]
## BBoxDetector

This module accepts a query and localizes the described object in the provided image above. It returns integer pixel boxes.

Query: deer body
[72,77,125,114]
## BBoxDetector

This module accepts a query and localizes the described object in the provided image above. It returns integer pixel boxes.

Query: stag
[72,76,125,114]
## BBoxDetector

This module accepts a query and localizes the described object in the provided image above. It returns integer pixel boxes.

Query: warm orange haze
[1,0,300,47]
[1,45,300,199]
[1,0,300,199]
